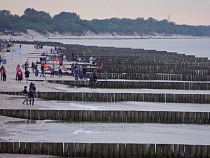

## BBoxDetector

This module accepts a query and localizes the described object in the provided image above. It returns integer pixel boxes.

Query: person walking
[58,66,62,78]
[34,64,38,76]
[75,67,79,80]
[40,64,44,77]
[50,66,55,78]
[22,86,28,105]
[25,69,30,83]
[28,88,34,106]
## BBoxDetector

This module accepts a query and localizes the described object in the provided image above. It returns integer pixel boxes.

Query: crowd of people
[0,39,109,106]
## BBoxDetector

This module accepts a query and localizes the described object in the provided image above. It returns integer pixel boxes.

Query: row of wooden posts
[1,142,210,158]
[1,109,209,124]
[49,80,210,90]
[62,44,209,62]
[1,91,210,103]
[94,73,210,81]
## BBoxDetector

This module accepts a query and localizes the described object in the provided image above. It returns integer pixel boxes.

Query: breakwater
[1,142,209,157]
[0,109,209,124]
[48,80,210,90]
[61,45,210,81]
[1,91,210,104]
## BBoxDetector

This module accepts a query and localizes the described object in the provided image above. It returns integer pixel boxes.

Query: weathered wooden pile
[1,44,210,157]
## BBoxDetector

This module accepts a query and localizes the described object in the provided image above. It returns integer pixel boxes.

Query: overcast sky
[1,0,210,25]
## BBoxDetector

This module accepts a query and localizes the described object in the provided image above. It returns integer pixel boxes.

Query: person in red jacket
[17,69,23,83]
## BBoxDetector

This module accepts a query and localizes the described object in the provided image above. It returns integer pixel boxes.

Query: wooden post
[63,143,69,157]
[30,143,36,154]
[201,145,208,158]
[91,143,97,157]
[79,143,86,157]
[119,144,125,158]
[102,143,109,158]
[68,143,74,157]
[42,143,48,155]
[156,144,162,158]
[185,145,195,158]
[125,144,132,158]
[142,144,149,157]
[35,142,42,154]
[19,142,26,154]
[97,143,103,158]
[149,144,155,158]
[14,142,19,154]
[131,144,138,158]
[85,143,92,157]
[0,142,8,153]
[25,142,31,154]
[74,143,80,157]
[113,144,120,158]
[108,144,114,158]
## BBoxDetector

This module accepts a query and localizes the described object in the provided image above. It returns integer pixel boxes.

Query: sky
[0,0,210,26]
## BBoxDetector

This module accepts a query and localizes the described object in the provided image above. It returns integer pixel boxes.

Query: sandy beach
[1,38,210,157]
[0,42,76,157]
[0,40,95,158]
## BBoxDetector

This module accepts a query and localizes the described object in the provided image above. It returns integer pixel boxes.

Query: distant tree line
[0,8,210,37]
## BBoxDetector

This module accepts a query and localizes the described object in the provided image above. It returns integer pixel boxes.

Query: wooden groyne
[1,91,210,104]
[0,142,209,157]
[60,44,210,82]
[94,73,210,81]
[49,80,210,90]
[0,109,209,124]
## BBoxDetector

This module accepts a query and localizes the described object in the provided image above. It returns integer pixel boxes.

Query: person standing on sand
[50,66,55,78]
[22,86,28,105]
[2,66,6,81]
[29,82,36,97]
[58,66,62,78]
[16,64,20,80]
[0,65,3,81]
[31,62,34,73]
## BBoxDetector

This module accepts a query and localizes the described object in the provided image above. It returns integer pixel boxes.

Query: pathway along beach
[0,41,210,157]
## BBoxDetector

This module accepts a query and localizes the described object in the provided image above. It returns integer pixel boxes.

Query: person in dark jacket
[29,82,36,97]
[25,69,30,83]
[28,88,34,105]
[40,64,44,77]
[22,86,28,105]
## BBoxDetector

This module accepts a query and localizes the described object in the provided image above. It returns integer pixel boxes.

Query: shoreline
[1,29,210,42]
